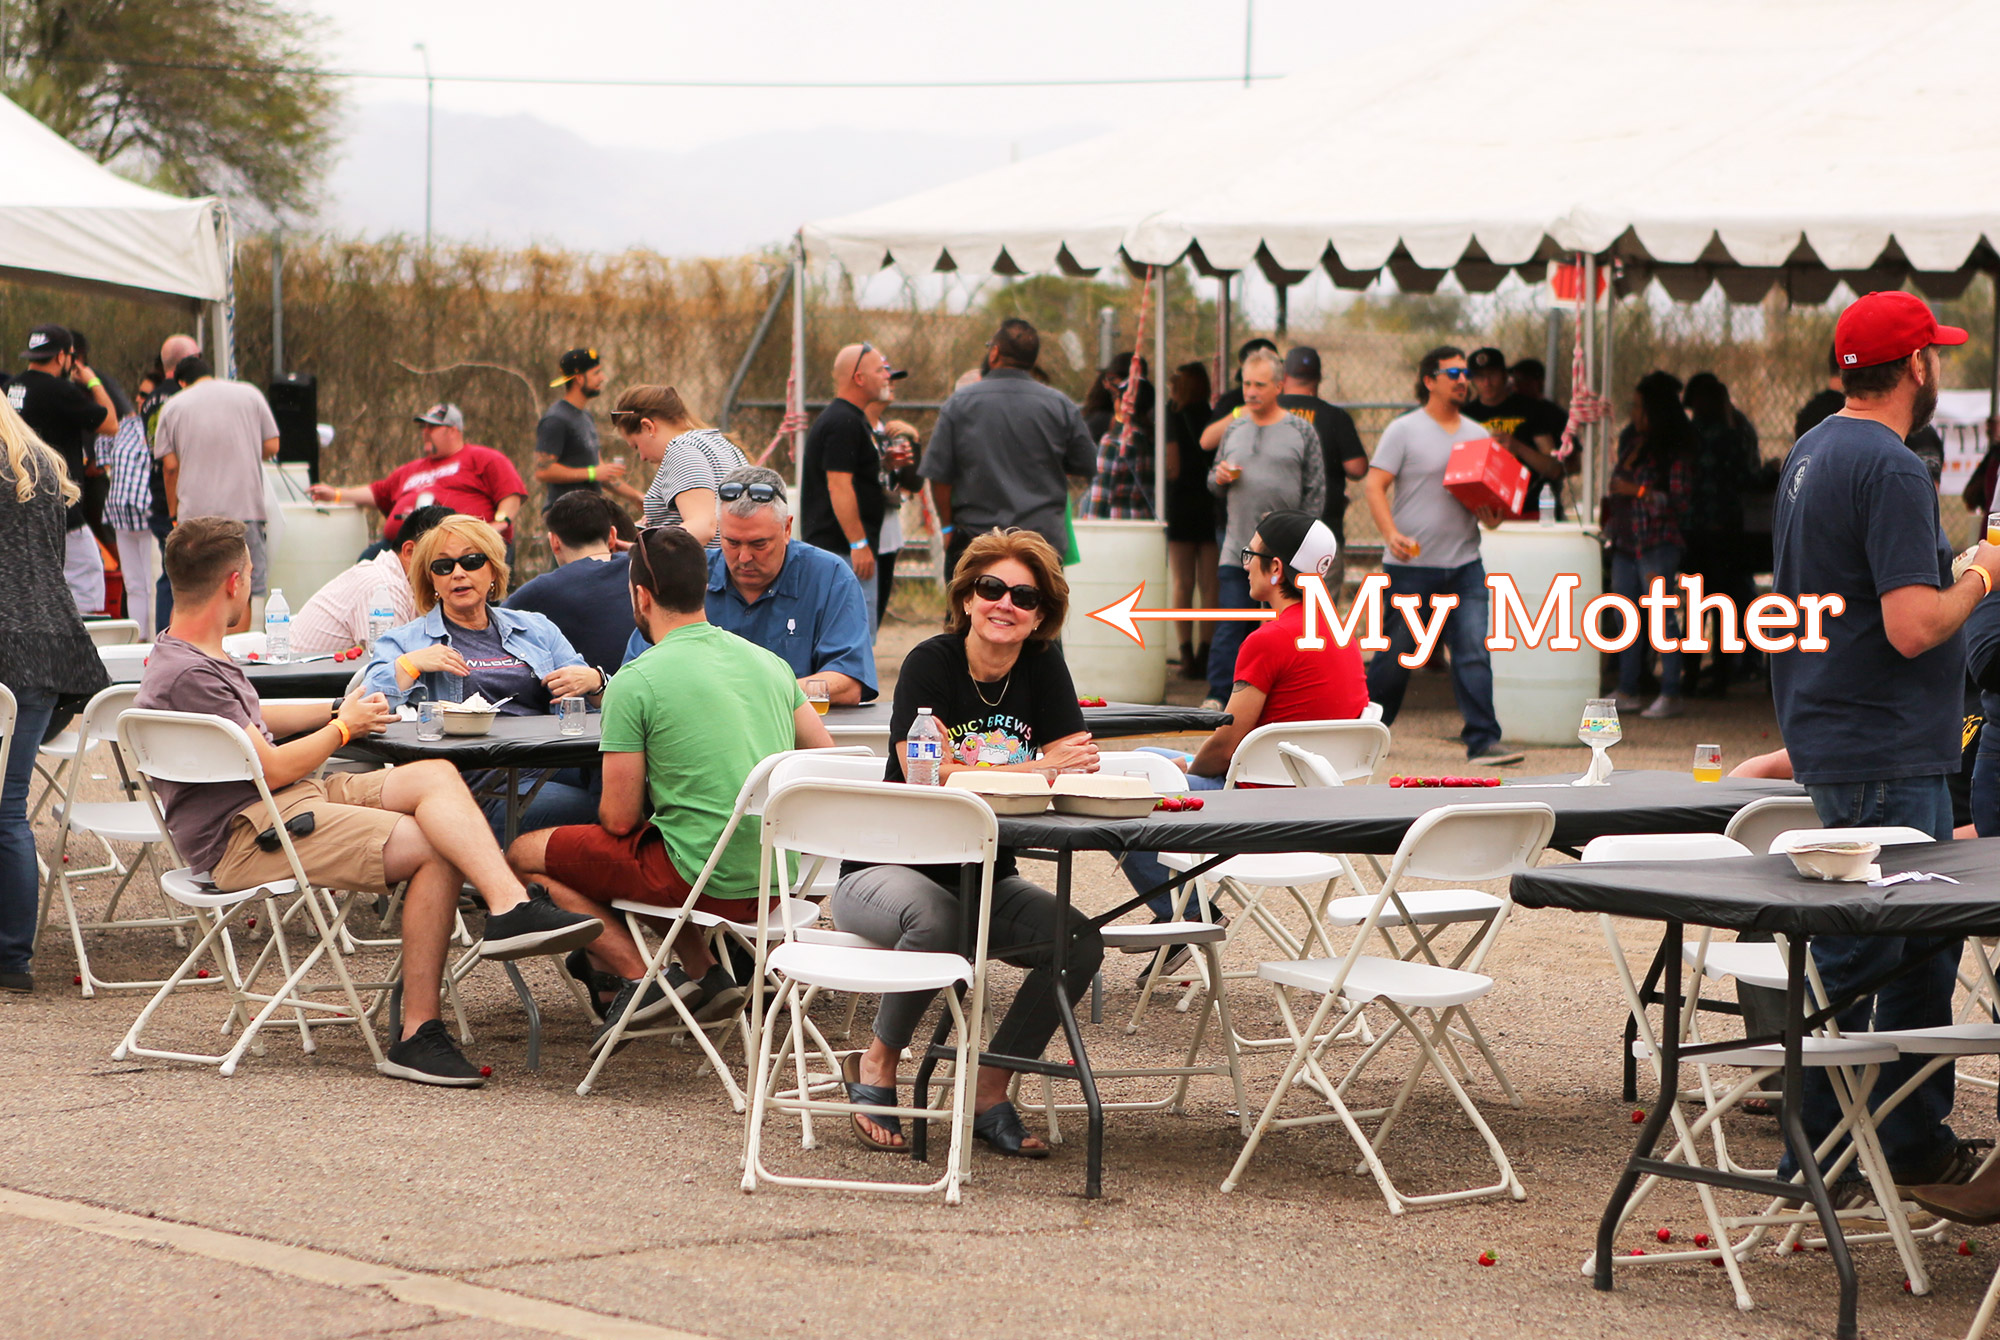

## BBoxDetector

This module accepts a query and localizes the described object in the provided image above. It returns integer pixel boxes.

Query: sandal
[973,1100,1050,1159]
[840,1052,904,1152]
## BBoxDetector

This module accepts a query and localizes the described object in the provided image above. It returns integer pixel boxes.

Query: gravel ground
[4,617,1993,1340]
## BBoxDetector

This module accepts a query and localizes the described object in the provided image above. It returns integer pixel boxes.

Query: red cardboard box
[1443,436,1532,518]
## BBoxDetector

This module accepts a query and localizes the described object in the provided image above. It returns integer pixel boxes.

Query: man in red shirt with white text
[310,403,525,548]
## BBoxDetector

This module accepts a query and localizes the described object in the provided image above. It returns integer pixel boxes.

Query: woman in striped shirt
[612,385,747,546]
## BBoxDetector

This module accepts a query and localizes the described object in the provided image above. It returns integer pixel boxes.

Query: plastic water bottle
[264,588,291,662]
[1538,484,1556,527]
[904,707,945,786]
[366,583,396,646]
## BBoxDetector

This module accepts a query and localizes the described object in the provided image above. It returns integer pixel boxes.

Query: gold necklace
[971,668,1013,708]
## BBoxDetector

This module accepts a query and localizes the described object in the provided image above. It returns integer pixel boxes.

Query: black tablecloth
[341,714,603,769]
[994,771,1804,857]
[826,700,1229,739]
[1513,837,2000,937]
[106,656,361,700]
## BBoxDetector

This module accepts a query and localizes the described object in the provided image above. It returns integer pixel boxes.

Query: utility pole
[413,42,434,251]
[1244,1,1254,88]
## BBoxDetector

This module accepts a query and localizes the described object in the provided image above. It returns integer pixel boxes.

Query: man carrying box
[1362,346,1521,767]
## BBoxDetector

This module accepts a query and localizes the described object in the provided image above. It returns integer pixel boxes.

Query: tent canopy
[0,93,230,308]
[805,0,2000,302]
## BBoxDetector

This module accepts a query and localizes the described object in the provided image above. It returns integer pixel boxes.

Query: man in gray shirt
[1362,345,1519,765]
[920,318,1096,577]
[1203,347,1326,705]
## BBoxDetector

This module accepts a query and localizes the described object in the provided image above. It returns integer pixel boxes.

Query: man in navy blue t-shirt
[1772,289,2000,1195]
[504,490,632,678]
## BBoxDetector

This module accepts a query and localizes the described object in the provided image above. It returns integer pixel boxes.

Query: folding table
[823,700,1231,756]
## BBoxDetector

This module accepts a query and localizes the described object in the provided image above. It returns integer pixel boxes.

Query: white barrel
[267,501,370,607]
[1064,519,1169,704]
[1481,521,1603,745]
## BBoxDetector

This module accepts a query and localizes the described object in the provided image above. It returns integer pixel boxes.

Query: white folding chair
[110,710,387,1076]
[576,747,876,1101]
[1221,802,1554,1213]
[37,684,200,995]
[84,619,143,646]
[1722,796,1822,857]
[741,780,999,1203]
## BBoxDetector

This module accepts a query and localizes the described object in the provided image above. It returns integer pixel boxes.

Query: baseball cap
[1284,346,1322,380]
[22,324,72,361]
[413,402,464,429]
[550,347,602,388]
[1254,509,1339,581]
[1835,291,1966,369]
[1467,347,1508,375]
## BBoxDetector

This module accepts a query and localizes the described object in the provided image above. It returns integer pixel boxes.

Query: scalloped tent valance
[805,0,2000,303]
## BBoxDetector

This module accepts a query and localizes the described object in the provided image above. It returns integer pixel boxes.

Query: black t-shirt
[535,399,600,512]
[862,632,1085,886]
[1209,387,1245,424]
[800,398,884,554]
[1466,392,1569,517]
[9,369,104,528]
[1277,394,1366,518]
[138,382,180,525]
[1794,388,1845,441]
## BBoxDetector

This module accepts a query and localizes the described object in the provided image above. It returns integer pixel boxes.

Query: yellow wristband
[396,654,418,678]
[587,465,597,482]
[1231,406,1244,419]
[1972,565,1993,598]
[330,718,352,747]
[86,376,103,390]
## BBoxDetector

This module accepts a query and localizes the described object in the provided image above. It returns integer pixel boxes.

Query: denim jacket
[361,604,585,707]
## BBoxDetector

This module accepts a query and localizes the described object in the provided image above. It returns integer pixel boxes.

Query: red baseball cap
[1834,290,1966,369]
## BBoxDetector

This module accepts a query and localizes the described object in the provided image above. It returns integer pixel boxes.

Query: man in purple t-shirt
[137,517,601,1087]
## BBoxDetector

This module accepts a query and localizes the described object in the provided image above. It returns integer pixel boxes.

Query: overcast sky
[309,0,1502,155]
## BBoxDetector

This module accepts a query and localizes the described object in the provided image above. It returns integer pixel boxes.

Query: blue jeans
[1204,562,1256,702]
[1610,544,1683,698]
[1116,752,1227,918]
[1364,560,1502,757]
[1782,774,1958,1178]
[149,514,175,631]
[1971,692,2000,837]
[0,687,58,972]
[474,767,599,845]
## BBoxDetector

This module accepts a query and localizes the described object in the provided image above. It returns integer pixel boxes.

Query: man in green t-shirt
[509,525,834,1046]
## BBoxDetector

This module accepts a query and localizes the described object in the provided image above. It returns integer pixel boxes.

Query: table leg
[1049,851,1104,1199]
[1778,934,1857,1340]
[1596,920,1682,1290]
[503,961,542,1072]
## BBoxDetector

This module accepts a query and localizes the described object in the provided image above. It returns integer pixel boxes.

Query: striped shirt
[104,417,153,532]
[643,428,748,531]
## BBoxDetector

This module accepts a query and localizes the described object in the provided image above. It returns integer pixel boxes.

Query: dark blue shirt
[1771,414,1963,785]
[620,540,877,699]
[503,552,633,677]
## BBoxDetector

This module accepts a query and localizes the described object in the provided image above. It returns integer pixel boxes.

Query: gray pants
[830,865,1104,1060]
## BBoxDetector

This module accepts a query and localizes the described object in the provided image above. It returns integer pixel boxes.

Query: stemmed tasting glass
[1573,697,1621,786]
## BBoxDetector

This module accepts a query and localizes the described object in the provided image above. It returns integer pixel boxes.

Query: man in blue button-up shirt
[622,467,876,702]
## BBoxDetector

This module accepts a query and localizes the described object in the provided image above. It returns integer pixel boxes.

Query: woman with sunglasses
[363,515,605,839]
[828,528,1104,1159]
[612,385,746,546]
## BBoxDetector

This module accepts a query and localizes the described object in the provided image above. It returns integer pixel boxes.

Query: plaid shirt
[1604,431,1690,555]
[1082,423,1156,521]
[103,416,153,532]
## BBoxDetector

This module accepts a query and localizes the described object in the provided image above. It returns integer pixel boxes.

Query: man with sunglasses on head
[1362,345,1520,767]
[800,342,905,633]
[620,467,876,704]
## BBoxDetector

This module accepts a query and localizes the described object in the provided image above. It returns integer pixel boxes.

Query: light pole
[413,42,433,250]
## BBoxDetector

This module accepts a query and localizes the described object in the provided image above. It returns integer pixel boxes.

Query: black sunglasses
[1433,367,1471,381]
[969,573,1043,611]
[428,552,491,577]
[718,480,785,504]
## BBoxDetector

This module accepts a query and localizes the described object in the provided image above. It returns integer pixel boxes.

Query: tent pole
[1600,259,1616,531]
[1275,281,1289,339]
[1543,306,1560,401]
[270,231,285,382]
[1990,267,1999,425]
[1216,273,1233,407]
[1580,255,1597,526]
[1155,264,1170,526]
[790,233,807,494]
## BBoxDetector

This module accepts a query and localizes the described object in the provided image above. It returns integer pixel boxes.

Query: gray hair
[1242,348,1285,383]
[721,464,791,522]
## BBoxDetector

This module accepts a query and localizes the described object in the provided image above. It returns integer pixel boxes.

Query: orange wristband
[1972,565,1993,598]
[330,718,352,746]
[396,654,418,679]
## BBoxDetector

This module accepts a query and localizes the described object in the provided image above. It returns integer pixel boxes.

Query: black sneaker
[0,970,32,993]
[479,884,602,960]
[377,1019,486,1087]
[589,977,672,1055]
[565,948,620,1021]
[665,964,705,1004]
[1896,1137,1995,1188]
[1468,744,1525,767]
[690,966,749,1023]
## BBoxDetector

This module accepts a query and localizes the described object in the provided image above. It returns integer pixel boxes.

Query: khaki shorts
[211,771,401,894]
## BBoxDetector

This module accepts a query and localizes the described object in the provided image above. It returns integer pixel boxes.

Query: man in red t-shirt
[309,403,527,545]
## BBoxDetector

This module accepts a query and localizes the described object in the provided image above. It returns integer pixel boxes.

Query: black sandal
[841,1053,904,1152]
[973,1100,1050,1159]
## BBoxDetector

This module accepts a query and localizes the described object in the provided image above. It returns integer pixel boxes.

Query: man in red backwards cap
[1771,290,2000,1199]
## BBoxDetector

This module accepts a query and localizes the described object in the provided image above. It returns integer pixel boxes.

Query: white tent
[0,93,233,365]
[806,0,2000,301]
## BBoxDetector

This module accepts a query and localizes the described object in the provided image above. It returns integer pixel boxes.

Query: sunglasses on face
[1434,367,1470,381]
[969,573,1043,611]
[428,552,491,577]
[718,480,784,503]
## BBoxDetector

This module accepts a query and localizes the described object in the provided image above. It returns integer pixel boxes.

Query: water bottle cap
[917,706,932,715]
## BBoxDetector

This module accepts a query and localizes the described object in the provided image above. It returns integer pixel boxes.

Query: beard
[1910,376,1938,436]
[582,381,603,399]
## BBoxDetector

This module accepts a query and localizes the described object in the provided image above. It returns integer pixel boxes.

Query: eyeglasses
[718,480,784,504]
[969,573,1043,611]
[1240,546,1274,564]
[428,552,491,577]
[1433,367,1470,381]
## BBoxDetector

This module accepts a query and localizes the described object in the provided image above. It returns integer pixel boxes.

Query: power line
[30,54,1285,90]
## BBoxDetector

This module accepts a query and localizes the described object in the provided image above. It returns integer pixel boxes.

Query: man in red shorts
[507,524,834,1049]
